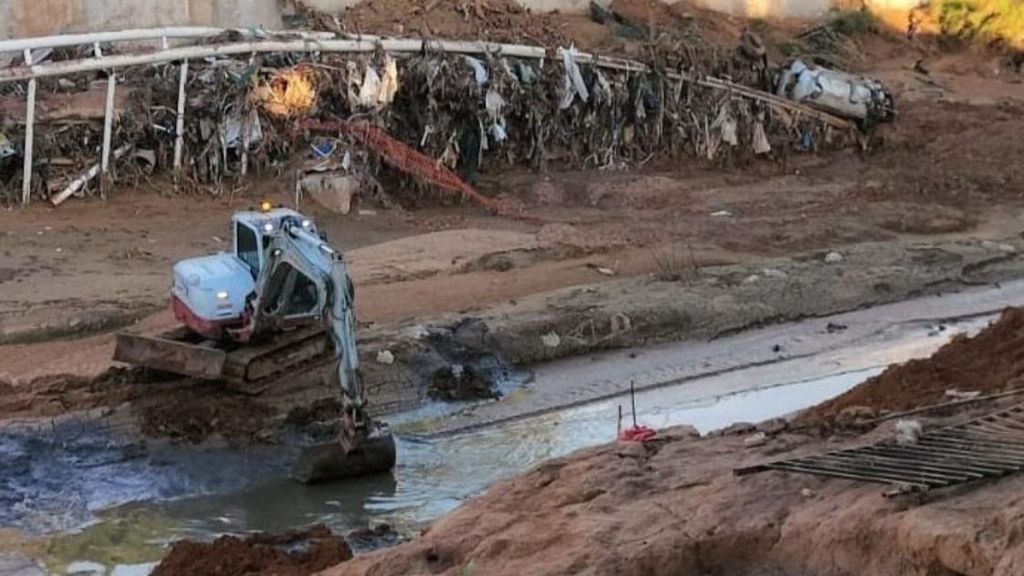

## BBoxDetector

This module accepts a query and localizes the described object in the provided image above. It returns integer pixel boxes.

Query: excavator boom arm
[248,221,367,437]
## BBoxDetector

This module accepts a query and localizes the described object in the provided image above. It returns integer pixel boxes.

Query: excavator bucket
[113,329,227,379]
[291,430,397,483]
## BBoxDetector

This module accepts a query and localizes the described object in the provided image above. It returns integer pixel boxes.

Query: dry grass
[651,243,698,282]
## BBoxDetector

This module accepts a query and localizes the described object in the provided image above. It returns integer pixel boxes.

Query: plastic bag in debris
[346,61,362,108]
[358,66,383,108]
[485,90,508,143]
[713,106,738,147]
[592,69,613,105]
[463,56,488,85]
[352,59,398,108]
[378,55,399,105]
[559,47,589,110]
[0,132,15,159]
[220,110,263,149]
[752,122,771,155]
[512,60,538,84]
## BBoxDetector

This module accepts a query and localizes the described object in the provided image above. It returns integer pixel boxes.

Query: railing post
[21,48,35,205]
[97,42,116,196]
[240,52,255,178]
[173,58,188,176]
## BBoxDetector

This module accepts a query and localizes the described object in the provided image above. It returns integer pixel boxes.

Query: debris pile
[0,3,883,206]
[800,307,1024,426]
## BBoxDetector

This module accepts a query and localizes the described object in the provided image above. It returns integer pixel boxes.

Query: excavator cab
[116,207,333,377]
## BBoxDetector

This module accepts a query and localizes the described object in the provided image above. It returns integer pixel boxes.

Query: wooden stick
[51,144,132,206]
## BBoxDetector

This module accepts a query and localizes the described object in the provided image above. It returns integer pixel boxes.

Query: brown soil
[134,382,278,444]
[342,0,588,47]
[151,524,352,576]
[324,415,1024,576]
[800,307,1024,425]
[339,0,738,55]
[0,369,139,417]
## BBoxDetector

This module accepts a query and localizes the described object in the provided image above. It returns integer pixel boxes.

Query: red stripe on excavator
[171,293,234,341]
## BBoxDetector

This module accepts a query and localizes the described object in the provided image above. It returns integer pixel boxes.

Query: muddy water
[3,311,998,574]
[18,366,880,575]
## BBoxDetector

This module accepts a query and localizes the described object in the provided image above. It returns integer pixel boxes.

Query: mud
[134,383,278,444]
[3,236,1024,448]
[0,369,139,418]
[151,524,352,576]
[801,307,1024,425]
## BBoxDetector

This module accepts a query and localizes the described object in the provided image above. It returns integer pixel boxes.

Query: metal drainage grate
[735,404,1024,496]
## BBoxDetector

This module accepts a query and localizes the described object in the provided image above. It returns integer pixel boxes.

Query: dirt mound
[135,383,277,444]
[151,524,352,576]
[338,0,737,54]
[800,307,1024,424]
[324,424,1024,576]
[342,0,577,46]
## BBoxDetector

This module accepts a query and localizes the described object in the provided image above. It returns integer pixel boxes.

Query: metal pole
[98,44,116,195]
[173,59,188,175]
[630,380,637,427]
[21,49,35,205]
[0,27,335,54]
[240,113,249,177]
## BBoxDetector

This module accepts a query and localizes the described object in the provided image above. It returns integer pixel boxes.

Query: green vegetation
[932,0,1024,47]
[829,9,880,36]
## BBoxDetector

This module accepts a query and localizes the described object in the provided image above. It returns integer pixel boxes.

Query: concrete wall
[692,0,832,18]
[1,0,284,39]
[0,0,924,40]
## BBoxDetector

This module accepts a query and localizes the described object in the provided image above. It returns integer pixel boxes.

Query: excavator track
[114,326,334,391]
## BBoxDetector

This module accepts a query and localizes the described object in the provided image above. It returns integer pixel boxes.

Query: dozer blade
[114,329,226,379]
[291,431,397,484]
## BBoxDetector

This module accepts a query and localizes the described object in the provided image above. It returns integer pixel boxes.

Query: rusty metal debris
[735,404,1024,497]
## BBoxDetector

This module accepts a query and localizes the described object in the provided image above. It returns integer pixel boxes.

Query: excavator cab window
[236,222,261,277]
[263,262,320,318]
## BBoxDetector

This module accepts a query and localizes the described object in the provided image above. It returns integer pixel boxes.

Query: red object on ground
[618,425,657,442]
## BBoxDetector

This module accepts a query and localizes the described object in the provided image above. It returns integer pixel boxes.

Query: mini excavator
[113,203,395,482]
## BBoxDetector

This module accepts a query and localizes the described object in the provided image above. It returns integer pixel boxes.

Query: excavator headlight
[216,290,229,300]
[301,219,311,229]
[263,223,274,233]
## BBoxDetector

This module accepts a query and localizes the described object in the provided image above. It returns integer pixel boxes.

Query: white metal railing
[1,27,850,206]
[0,27,340,205]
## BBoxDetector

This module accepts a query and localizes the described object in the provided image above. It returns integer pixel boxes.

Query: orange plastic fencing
[303,119,517,216]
